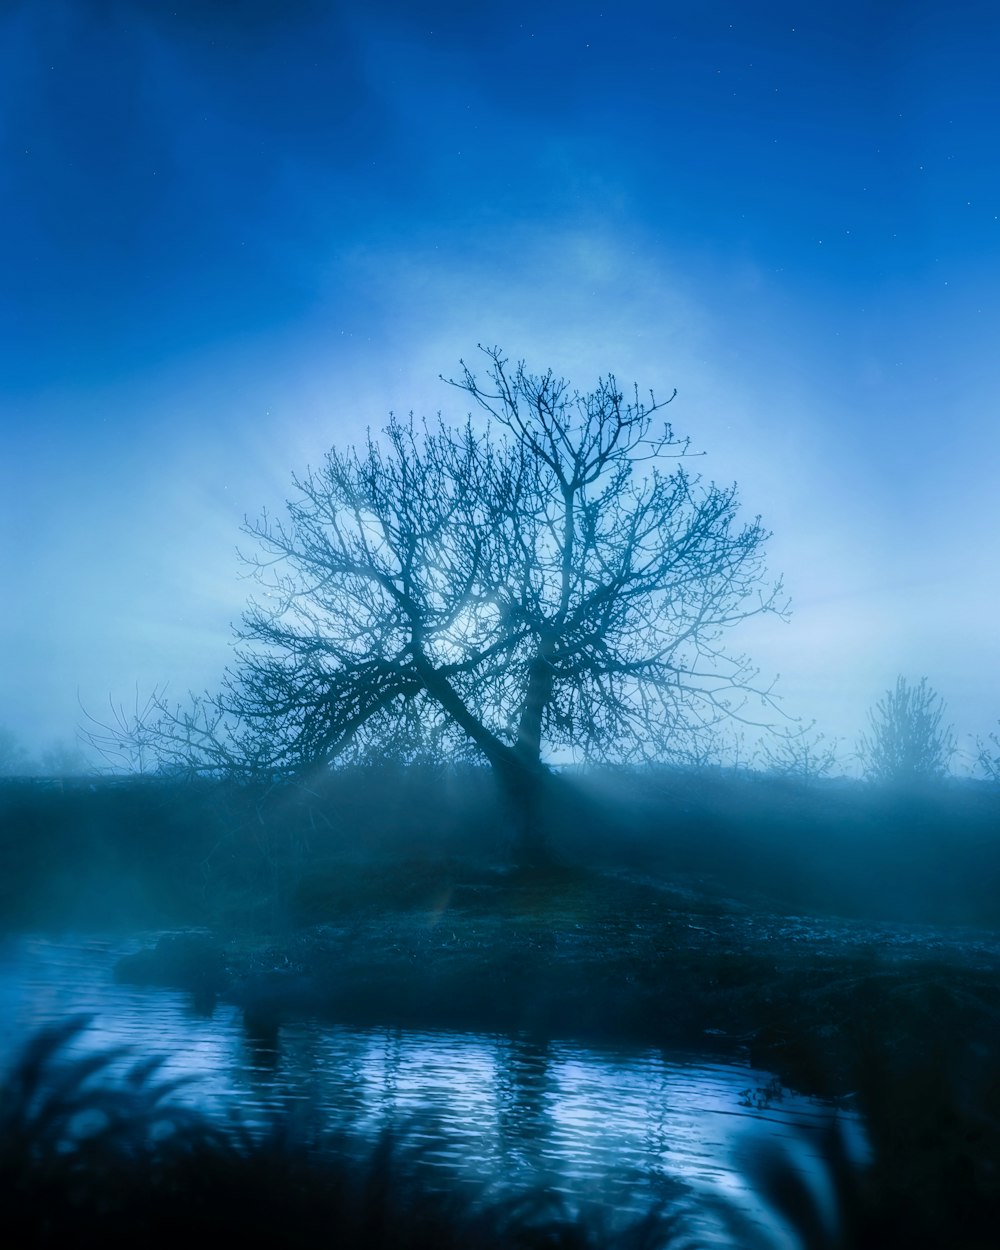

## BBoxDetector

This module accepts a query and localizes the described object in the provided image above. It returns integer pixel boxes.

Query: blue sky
[2,0,998,769]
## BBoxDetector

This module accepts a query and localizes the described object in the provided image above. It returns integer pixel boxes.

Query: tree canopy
[106,348,787,853]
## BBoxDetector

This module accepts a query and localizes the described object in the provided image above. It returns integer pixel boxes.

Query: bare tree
[976,725,1000,785]
[120,347,787,857]
[80,687,197,777]
[0,726,33,777]
[39,740,91,778]
[857,676,955,786]
[756,727,841,782]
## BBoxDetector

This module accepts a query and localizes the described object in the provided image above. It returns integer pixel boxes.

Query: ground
[116,860,1000,1101]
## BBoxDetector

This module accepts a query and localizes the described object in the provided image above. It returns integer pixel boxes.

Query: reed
[0,1017,682,1248]
[3,1017,998,1247]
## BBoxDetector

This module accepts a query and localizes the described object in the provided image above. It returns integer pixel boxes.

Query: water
[0,931,865,1242]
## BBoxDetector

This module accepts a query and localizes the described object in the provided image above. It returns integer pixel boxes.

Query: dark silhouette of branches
[94,347,787,857]
[976,723,1000,784]
[756,727,841,782]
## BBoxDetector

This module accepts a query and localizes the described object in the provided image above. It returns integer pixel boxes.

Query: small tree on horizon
[857,676,955,787]
[0,726,32,777]
[101,347,788,859]
[756,727,841,782]
[976,725,1000,785]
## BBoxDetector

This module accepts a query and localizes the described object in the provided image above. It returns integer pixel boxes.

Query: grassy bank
[3,766,1000,1098]
[2,764,1000,931]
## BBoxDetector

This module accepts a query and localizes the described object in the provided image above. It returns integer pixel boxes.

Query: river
[0,930,866,1244]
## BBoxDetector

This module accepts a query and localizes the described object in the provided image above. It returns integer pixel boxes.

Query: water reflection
[495,1034,552,1182]
[0,932,862,1223]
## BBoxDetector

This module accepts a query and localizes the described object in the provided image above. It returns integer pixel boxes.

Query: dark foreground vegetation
[2,765,999,1244]
[3,1014,1000,1249]
[1,1017,671,1249]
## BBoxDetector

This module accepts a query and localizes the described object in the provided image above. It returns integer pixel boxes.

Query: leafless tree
[857,676,955,786]
[80,687,177,776]
[0,726,32,777]
[39,740,91,778]
[975,725,1000,784]
[756,726,842,782]
[114,347,787,858]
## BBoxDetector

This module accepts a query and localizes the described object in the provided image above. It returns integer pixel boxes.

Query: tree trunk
[493,756,551,867]
[412,652,553,864]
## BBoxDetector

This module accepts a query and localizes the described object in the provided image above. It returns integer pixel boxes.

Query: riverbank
[114,859,1000,1101]
[108,855,1000,1245]
[5,766,1000,1099]
[7,767,1000,1244]
[4,767,1000,933]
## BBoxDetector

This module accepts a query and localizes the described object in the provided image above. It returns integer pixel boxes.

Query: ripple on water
[0,932,866,1234]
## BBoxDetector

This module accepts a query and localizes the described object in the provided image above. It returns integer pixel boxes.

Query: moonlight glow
[1,1,998,770]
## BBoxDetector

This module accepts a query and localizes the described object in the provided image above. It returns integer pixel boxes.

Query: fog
[3,2,1000,760]
[3,2,999,1243]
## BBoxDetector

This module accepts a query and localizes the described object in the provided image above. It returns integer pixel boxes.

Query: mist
[3,1,1000,1245]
